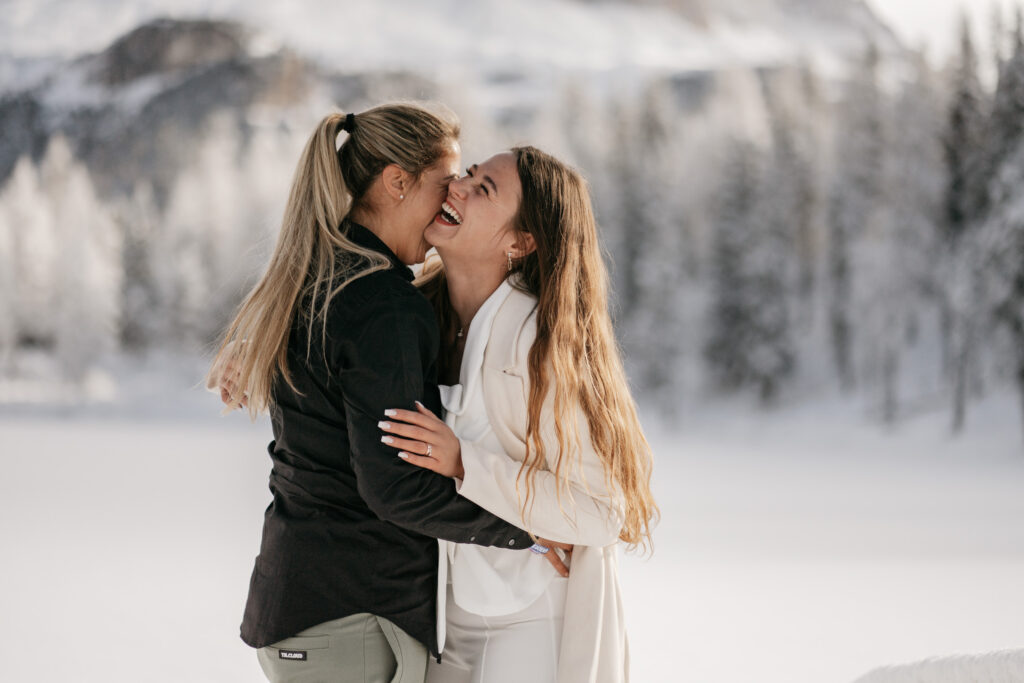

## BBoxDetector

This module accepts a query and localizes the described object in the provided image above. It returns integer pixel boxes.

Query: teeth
[441,201,462,225]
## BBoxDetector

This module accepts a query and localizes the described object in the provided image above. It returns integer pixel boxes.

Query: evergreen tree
[117,183,162,350]
[942,15,989,407]
[761,64,822,327]
[865,53,944,423]
[706,142,760,392]
[979,38,1024,438]
[705,140,793,402]
[159,115,275,348]
[827,43,886,391]
[0,207,15,373]
[944,15,987,244]
[39,136,122,383]
[793,62,828,316]
[1,156,57,348]
[1016,5,1024,53]
[745,209,796,404]
[603,84,694,404]
[607,100,652,319]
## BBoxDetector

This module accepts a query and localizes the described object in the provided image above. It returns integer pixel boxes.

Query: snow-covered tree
[0,139,122,381]
[706,142,758,392]
[860,53,944,423]
[705,140,793,402]
[761,63,827,328]
[606,83,694,403]
[38,136,122,382]
[1,156,57,348]
[978,38,1024,437]
[941,16,990,406]
[117,182,163,350]
[0,207,15,373]
[944,16,987,244]
[827,43,886,392]
[158,114,286,349]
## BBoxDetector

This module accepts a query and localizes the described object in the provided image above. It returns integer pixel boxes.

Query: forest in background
[0,11,1022,438]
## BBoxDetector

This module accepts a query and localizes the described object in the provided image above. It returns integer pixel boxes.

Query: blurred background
[1,1,1023,682]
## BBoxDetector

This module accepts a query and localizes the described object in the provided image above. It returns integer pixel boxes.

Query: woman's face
[392,140,461,264]
[424,152,522,269]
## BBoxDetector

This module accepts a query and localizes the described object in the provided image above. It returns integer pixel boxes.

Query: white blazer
[451,287,630,683]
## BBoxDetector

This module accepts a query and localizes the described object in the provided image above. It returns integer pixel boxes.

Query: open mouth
[436,200,463,227]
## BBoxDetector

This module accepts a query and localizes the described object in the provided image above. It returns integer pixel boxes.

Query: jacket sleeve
[455,361,625,547]
[457,435,624,547]
[339,289,533,549]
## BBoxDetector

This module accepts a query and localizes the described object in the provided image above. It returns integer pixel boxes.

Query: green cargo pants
[256,613,428,683]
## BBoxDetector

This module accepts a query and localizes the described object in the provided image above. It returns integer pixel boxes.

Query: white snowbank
[853,649,1024,683]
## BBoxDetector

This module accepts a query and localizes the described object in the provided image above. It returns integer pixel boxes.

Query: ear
[510,231,537,259]
[380,164,410,201]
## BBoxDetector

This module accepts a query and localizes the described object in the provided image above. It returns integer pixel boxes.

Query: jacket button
[470,536,476,542]
[508,539,515,546]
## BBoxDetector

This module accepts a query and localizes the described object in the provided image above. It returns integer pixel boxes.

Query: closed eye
[466,166,490,196]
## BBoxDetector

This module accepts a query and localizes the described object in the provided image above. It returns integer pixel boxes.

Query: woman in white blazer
[379,146,658,683]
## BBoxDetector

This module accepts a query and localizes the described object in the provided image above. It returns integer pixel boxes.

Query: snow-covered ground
[1,361,1022,683]
[626,394,1024,682]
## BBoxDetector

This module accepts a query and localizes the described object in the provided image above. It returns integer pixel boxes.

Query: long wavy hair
[207,104,459,418]
[419,146,658,551]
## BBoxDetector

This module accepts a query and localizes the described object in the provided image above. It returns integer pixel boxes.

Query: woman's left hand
[380,401,464,479]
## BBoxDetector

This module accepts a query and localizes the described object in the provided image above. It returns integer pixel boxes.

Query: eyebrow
[469,164,498,196]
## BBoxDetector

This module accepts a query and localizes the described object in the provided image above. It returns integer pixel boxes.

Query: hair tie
[341,112,356,134]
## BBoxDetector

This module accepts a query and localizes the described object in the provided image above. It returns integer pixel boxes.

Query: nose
[448,175,470,199]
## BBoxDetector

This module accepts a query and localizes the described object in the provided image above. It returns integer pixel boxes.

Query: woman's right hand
[208,341,247,409]
[219,360,246,408]
[535,537,574,577]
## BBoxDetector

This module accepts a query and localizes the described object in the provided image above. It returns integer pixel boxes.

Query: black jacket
[240,223,532,656]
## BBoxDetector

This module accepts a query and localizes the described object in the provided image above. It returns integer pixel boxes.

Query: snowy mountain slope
[0,18,440,200]
[0,0,905,200]
[0,0,901,74]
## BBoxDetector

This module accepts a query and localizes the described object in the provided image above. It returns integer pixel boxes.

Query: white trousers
[426,577,568,683]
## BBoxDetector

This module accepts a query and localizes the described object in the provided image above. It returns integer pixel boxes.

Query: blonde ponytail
[208,105,459,418]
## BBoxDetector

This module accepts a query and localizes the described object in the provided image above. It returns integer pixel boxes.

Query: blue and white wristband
[529,543,550,554]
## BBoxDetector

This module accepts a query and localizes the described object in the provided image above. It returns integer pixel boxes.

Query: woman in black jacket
[208,105,556,683]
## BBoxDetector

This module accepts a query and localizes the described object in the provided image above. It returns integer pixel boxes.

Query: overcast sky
[867,0,1016,64]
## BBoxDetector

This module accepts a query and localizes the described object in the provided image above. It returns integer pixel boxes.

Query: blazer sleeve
[339,289,533,549]
[456,350,625,547]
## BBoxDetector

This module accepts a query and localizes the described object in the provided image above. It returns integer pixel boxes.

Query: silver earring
[399,194,404,200]
[507,252,513,272]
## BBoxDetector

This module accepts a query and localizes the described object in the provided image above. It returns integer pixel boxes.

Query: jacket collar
[345,220,414,281]
[439,279,515,417]
[484,285,539,375]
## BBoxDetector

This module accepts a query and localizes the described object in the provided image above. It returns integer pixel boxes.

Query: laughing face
[424,152,523,268]
[390,139,461,264]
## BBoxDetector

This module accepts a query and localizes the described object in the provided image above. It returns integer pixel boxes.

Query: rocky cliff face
[93,19,249,87]
[0,18,439,205]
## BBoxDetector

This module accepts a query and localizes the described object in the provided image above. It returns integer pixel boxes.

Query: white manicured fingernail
[384,409,397,417]
[381,436,394,444]
[397,452,409,459]
[378,421,391,429]
[415,400,424,408]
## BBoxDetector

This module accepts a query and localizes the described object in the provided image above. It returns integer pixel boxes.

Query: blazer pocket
[482,366,529,445]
